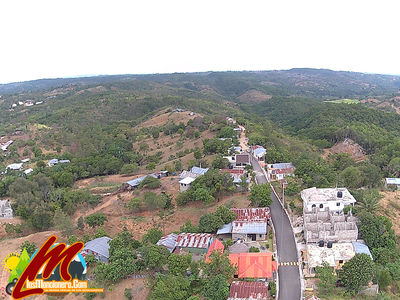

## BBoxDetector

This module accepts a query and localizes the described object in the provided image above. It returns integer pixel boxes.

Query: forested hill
[1,68,400,100]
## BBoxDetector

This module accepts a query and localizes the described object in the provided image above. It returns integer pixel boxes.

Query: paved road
[251,156,302,300]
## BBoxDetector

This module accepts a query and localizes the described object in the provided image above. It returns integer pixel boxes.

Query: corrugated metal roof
[83,237,112,258]
[156,233,178,253]
[228,281,269,300]
[175,233,213,249]
[269,162,294,169]
[217,223,232,234]
[229,252,274,279]
[7,163,23,170]
[352,242,373,259]
[232,221,267,234]
[228,242,250,254]
[253,148,266,156]
[205,239,224,262]
[179,177,196,185]
[191,166,209,175]
[386,178,400,185]
[236,154,250,164]
[232,208,270,222]
[126,174,158,187]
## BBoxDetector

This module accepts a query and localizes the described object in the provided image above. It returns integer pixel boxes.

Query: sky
[0,0,399,84]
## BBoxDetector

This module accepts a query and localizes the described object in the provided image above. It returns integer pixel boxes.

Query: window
[339,260,343,264]
[259,234,262,238]
[336,202,341,206]
[319,204,323,209]
[312,204,316,208]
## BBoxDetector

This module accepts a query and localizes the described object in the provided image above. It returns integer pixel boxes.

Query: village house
[24,168,34,176]
[156,233,178,253]
[228,241,250,253]
[6,163,23,171]
[178,166,209,192]
[217,208,270,242]
[174,233,214,257]
[301,187,356,213]
[228,281,269,300]
[224,154,251,168]
[229,252,277,279]
[226,117,237,124]
[385,178,400,190]
[81,237,112,263]
[48,159,71,167]
[205,239,224,262]
[304,241,372,277]
[267,162,295,181]
[221,169,250,188]
[251,145,267,163]
[0,200,13,219]
[303,208,358,243]
[24,100,34,107]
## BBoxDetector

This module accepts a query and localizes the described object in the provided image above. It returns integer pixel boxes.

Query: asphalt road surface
[251,156,302,300]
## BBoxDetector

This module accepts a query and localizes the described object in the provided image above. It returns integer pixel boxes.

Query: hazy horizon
[1,0,399,84]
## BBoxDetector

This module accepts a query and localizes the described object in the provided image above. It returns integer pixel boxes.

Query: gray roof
[228,242,250,254]
[385,178,400,185]
[232,221,267,234]
[270,162,294,169]
[156,233,178,253]
[83,237,112,258]
[191,166,209,175]
[126,174,158,187]
[352,242,373,260]
[217,223,233,235]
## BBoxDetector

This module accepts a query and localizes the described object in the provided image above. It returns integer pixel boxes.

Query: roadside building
[156,233,178,253]
[217,208,270,242]
[229,252,277,279]
[228,281,269,300]
[301,187,356,213]
[224,154,251,168]
[267,163,295,181]
[205,239,224,262]
[0,200,13,219]
[6,163,23,171]
[385,178,400,190]
[178,166,208,191]
[174,233,214,255]
[251,145,267,164]
[81,237,112,263]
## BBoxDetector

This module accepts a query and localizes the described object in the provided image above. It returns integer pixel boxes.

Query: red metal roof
[236,154,250,164]
[175,233,213,249]
[229,281,269,299]
[221,169,245,175]
[231,208,270,222]
[229,252,275,279]
[205,239,224,262]
[251,145,263,150]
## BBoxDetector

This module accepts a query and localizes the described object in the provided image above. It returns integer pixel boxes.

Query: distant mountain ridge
[1,68,399,100]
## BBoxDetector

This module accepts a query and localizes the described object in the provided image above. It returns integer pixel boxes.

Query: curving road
[250,155,302,300]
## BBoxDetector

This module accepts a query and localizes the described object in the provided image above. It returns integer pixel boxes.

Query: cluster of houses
[300,187,372,277]
[155,207,276,299]
[10,100,43,109]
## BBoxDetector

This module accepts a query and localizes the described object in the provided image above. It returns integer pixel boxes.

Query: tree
[193,148,202,160]
[340,254,375,294]
[387,261,400,280]
[93,227,108,238]
[54,207,74,236]
[212,155,230,169]
[139,176,161,189]
[238,175,249,192]
[359,215,397,250]
[180,220,198,233]
[150,274,191,300]
[249,246,260,253]
[249,183,272,207]
[202,251,236,280]
[143,192,165,211]
[128,197,142,212]
[120,163,139,175]
[341,166,362,188]
[142,227,163,244]
[218,126,235,138]
[20,241,36,257]
[30,209,53,231]
[77,216,85,230]
[139,245,170,270]
[356,189,381,215]
[192,187,214,204]
[198,213,223,233]
[315,262,337,296]
[167,253,191,276]
[214,205,236,224]
[201,273,229,300]
[56,172,74,187]
[85,213,107,228]
[377,269,392,291]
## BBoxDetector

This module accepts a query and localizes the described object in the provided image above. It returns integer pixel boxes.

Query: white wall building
[179,177,196,192]
[301,187,356,213]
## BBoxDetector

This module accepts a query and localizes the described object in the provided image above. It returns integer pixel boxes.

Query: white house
[179,177,196,192]
[385,178,400,190]
[267,162,296,181]
[301,187,356,213]
[0,200,13,219]
[6,163,23,171]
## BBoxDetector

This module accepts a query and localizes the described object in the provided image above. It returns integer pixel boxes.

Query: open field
[324,98,360,104]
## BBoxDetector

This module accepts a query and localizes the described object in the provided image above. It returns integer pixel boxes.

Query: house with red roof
[229,252,277,279]
[228,281,269,300]
[174,233,214,256]
[205,239,224,262]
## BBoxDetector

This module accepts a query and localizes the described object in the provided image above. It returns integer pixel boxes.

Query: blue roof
[253,148,266,156]
[191,166,209,175]
[386,178,400,185]
[49,159,58,164]
[217,223,232,235]
[352,242,373,260]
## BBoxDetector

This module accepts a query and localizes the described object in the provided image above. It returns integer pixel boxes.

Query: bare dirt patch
[238,89,272,103]
[137,109,199,129]
[379,190,400,238]
[323,138,366,162]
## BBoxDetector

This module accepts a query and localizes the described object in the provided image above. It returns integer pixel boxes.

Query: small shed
[385,178,400,190]
[157,233,178,253]
[81,237,112,263]
[179,177,195,192]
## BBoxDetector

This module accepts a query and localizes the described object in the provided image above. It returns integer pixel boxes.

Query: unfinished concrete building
[304,208,358,243]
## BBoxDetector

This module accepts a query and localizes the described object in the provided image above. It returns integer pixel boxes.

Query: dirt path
[238,125,249,151]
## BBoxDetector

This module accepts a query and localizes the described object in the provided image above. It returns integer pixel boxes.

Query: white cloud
[0,0,399,83]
